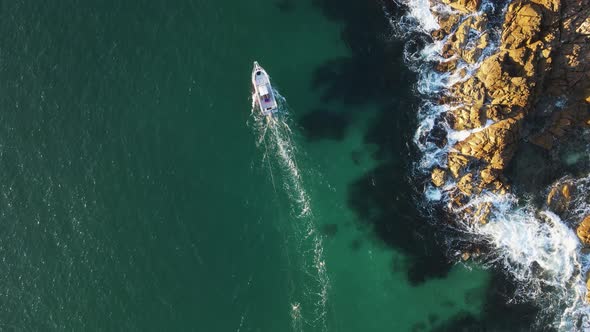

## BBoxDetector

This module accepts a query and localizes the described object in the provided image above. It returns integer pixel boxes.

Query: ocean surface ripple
[250,90,330,332]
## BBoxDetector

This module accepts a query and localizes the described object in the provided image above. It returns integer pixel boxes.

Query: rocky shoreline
[423,0,590,301]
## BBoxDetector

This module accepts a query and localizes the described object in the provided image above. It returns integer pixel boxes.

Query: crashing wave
[390,0,590,329]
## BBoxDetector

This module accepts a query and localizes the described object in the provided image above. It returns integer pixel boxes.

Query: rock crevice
[429,0,590,217]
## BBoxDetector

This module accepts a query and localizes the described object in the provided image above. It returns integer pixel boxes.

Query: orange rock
[474,202,492,224]
[435,59,458,72]
[441,0,481,13]
[547,181,576,215]
[576,215,590,246]
[501,2,543,50]
[562,184,571,200]
[431,168,446,187]
[431,29,446,41]
[438,13,461,35]
[479,167,497,185]
[454,116,522,170]
[448,153,470,178]
[440,15,489,65]
[457,173,474,195]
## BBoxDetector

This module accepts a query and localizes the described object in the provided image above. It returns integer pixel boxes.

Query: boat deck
[254,76,277,113]
[254,71,268,86]
[257,85,276,113]
[252,63,278,115]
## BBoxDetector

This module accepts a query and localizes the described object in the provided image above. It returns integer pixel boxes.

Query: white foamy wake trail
[250,91,330,332]
[391,0,590,329]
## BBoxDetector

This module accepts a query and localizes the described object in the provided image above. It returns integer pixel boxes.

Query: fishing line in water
[249,90,330,332]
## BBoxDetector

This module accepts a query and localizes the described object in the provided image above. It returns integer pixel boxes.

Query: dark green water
[0,1,497,331]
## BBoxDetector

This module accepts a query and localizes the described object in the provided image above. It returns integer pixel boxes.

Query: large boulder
[441,0,481,13]
[441,15,489,65]
[431,168,446,187]
[431,12,462,40]
[453,115,522,170]
[576,215,590,246]
[501,2,543,50]
[546,180,575,215]
[457,173,474,195]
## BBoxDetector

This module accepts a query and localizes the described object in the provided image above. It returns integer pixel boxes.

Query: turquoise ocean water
[0,0,525,331]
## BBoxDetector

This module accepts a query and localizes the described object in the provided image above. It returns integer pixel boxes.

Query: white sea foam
[391,0,590,329]
[425,186,443,201]
[447,119,494,144]
[405,0,440,31]
[468,190,590,330]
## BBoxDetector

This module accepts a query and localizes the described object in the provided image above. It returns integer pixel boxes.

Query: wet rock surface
[431,167,446,187]
[441,0,482,13]
[577,215,590,247]
[428,0,590,225]
[546,179,575,216]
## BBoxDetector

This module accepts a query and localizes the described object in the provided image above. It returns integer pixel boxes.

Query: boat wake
[389,0,590,329]
[249,90,330,332]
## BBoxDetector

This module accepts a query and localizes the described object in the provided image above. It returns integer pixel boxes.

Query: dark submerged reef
[302,0,542,329]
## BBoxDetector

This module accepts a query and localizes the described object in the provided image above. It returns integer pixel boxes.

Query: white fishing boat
[252,61,278,116]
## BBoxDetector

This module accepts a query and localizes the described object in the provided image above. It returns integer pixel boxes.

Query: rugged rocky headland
[425,0,590,299]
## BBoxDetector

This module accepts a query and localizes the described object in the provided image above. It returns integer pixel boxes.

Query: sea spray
[468,190,590,330]
[388,0,590,329]
[249,90,330,332]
